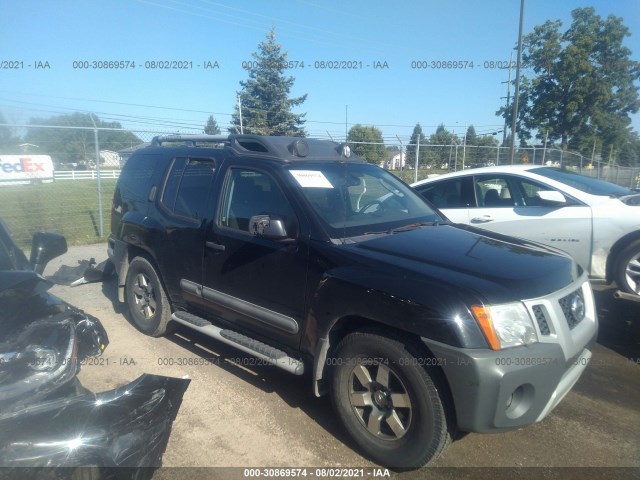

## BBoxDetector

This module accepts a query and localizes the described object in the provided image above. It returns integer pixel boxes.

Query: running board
[171,312,304,375]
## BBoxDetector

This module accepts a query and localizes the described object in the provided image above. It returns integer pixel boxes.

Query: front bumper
[423,338,596,433]
[0,374,190,469]
[423,277,598,433]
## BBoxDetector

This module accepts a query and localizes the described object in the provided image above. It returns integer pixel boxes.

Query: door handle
[471,215,495,224]
[206,241,225,251]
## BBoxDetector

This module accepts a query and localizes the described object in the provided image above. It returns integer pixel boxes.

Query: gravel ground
[42,243,640,480]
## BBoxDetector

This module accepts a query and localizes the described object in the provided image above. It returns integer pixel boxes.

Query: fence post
[90,115,104,238]
[414,135,420,183]
[454,145,458,172]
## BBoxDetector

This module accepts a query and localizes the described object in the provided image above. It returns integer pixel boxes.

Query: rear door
[155,156,218,306]
[413,176,474,223]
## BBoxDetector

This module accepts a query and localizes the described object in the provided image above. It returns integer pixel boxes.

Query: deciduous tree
[497,7,640,158]
[347,124,385,164]
[25,113,140,164]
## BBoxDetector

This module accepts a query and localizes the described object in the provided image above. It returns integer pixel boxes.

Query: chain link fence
[373,143,640,189]
[1,125,638,247]
[0,125,175,247]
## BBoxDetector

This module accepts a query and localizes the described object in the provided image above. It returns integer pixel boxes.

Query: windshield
[532,167,633,197]
[288,162,441,239]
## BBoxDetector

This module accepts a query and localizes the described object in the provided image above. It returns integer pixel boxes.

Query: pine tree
[204,115,221,135]
[428,124,458,168]
[231,28,307,136]
[406,123,428,167]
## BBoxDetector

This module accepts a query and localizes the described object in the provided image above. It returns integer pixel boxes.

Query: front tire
[330,330,452,469]
[615,240,640,296]
[125,256,172,337]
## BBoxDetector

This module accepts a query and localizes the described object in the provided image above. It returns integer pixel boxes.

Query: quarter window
[514,178,561,206]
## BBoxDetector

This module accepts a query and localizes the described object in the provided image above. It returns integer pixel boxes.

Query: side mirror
[30,232,67,274]
[249,215,288,240]
[536,190,566,205]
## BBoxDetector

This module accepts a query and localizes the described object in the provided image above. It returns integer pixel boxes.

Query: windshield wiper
[363,221,442,236]
[389,221,442,233]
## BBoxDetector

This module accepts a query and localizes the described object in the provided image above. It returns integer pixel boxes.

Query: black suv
[109,134,597,468]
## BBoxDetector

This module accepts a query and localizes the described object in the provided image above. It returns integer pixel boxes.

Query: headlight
[471,302,538,350]
[25,345,59,372]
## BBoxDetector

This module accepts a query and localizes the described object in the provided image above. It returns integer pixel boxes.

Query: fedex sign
[0,155,54,184]
[1,157,46,173]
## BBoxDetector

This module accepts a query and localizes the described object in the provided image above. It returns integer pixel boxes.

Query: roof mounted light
[290,139,309,157]
[339,143,351,158]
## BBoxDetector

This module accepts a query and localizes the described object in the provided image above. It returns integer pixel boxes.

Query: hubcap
[348,362,412,440]
[132,273,157,319]
[624,253,640,294]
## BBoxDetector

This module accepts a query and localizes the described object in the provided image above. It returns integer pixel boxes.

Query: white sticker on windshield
[289,170,334,188]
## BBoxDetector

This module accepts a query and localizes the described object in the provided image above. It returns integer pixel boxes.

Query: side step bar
[613,290,640,303]
[171,312,304,375]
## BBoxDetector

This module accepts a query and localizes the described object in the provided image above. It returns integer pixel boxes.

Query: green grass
[0,180,117,248]
[0,168,450,249]
[391,168,448,184]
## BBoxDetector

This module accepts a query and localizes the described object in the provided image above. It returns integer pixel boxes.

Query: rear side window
[161,157,216,220]
[114,153,158,213]
[415,178,475,209]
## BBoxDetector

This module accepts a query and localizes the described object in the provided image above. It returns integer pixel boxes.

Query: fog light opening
[505,384,534,419]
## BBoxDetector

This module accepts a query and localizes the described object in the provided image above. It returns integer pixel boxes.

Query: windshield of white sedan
[288,163,441,238]
[533,167,633,197]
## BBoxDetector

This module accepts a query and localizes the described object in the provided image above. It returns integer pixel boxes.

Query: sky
[1,0,639,145]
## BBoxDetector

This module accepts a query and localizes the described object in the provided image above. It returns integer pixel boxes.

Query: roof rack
[150,134,229,146]
[149,134,361,162]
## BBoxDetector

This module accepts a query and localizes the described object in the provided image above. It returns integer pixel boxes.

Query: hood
[351,224,579,304]
[0,270,64,337]
[621,193,640,206]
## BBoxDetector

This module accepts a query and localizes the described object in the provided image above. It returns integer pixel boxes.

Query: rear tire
[615,240,640,296]
[125,256,172,337]
[330,330,452,469]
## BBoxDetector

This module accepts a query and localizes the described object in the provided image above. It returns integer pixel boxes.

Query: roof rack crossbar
[151,134,231,146]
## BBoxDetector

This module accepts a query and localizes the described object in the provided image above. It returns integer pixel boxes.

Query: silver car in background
[412,165,640,296]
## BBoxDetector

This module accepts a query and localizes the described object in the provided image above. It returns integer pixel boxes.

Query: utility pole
[237,95,244,134]
[510,0,525,164]
[462,123,468,170]
[501,51,514,147]
[542,128,549,164]
[345,105,348,141]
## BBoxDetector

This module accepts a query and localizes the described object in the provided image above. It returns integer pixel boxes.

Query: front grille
[559,288,585,330]
[532,305,551,335]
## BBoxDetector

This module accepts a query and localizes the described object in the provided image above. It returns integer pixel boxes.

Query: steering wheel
[358,200,385,214]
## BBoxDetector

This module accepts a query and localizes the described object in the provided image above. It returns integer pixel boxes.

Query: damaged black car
[0,220,190,479]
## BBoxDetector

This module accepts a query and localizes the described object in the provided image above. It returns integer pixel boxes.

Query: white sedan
[412,165,640,296]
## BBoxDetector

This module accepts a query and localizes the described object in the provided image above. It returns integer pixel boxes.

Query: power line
[134,0,375,52]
